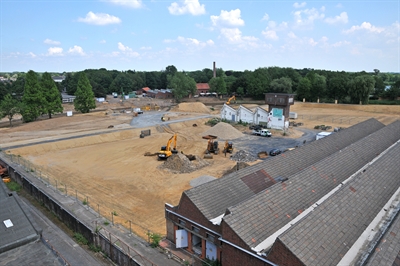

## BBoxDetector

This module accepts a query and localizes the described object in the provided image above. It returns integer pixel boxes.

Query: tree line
[0,70,95,126]
[1,66,400,126]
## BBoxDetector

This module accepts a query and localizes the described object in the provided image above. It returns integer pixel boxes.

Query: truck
[134,108,143,114]
[252,129,272,137]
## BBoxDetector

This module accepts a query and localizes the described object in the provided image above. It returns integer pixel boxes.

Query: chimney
[213,62,216,78]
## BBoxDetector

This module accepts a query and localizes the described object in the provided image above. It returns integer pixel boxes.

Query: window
[192,226,200,233]
[179,219,186,226]
[206,233,215,242]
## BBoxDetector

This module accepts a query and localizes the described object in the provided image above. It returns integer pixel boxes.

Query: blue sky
[1,0,399,73]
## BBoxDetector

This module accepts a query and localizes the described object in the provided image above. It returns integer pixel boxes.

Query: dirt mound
[224,162,250,175]
[172,102,211,114]
[202,122,243,140]
[230,150,257,162]
[158,153,210,173]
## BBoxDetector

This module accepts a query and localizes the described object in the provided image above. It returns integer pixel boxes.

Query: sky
[1,0,399,73]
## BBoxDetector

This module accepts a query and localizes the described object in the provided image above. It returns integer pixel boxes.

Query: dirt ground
[1,97,399,239]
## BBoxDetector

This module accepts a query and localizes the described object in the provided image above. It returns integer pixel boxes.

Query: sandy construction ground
[1,100,399,239]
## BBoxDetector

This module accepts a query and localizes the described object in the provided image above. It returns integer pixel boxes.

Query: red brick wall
[267,238,305,266]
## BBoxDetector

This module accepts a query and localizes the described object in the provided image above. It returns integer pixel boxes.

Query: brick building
[165,118,400,265]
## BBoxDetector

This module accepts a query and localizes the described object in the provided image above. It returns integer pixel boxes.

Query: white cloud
[293,7,325,29]
[262,30,279,40]
[28,52,37,58]
[168,0,206,16]
[293,2,306,9]
[211,9,244,28]
[78,12,121,25]
[309,38,317,46]
[288,32,297,38]
[219,28,259,48]
[68,45,85,55]
[261,13,269,21]
[332,40,351,47]
[220,28,243,43]
[100,40,106,44]
[105,0,143,8]
[44,39,61,45]
[344,22,384,34]
[47,47,63,56]
[117,42,139,57]
[325,12,348,24]
[176,36,214,47]
[140,46,152,50]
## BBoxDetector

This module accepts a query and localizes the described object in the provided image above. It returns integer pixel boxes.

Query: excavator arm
[226,95,236,105]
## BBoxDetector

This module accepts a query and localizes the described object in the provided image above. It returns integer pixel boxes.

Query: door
[206,241,217,261]
[176,229,188,248]
[231,114,235,122]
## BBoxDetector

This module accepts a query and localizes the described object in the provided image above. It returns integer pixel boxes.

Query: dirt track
[1,99,399,239]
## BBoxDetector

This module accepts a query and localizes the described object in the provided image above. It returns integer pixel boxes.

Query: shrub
[73,233,88,245]
[147,232,162,248]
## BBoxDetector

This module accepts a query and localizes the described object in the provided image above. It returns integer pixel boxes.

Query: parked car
[269,148,282,156]
[252,129,272,137]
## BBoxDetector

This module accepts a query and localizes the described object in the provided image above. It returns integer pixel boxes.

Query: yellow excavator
[158,133,178,160]
[226,95,236,105]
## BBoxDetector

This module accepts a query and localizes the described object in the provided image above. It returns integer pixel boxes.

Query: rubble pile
[230,150,257,162]
[224,162,250,175]
[158,153,211,174]
[171,102,211,114]
[202,122,243,140]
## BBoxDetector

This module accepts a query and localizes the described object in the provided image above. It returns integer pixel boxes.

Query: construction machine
[226,95,236,105]
[223,141,234,154]
[158,133,178,160]
[203,135,219,159]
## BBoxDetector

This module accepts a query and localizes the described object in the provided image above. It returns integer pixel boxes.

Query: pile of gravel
[158,153,211,174]
[202,122,243,140]
[230,150,257,162]
[224,162,250,175]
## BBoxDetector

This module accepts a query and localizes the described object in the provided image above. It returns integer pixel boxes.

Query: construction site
[1,96,400,240]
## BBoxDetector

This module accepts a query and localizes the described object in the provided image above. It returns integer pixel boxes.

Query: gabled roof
[196,83,210,90]
[222,120,400,250]
[237,105,254,114]
[142,87,150,91]
[221,103,237,112]
[276,140,400,266]
[183,118,385,222]
[255,106,269,114]
[365,209,400,266]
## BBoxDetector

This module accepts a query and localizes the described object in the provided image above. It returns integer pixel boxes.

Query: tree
[386,81,400,100]
[327,73,349,102]
[62,72,80,95]
[41,72,63,119]
[348,75,375,104]
[246,68,270,98]
[22,70,44,122]
[74,72,96,113]
[296,77,312,101]
[110,72,134,93]
[161,65,178,89]
[269,77,292,93]
[0,94,21,127]
[168,72,196,102]
[209,77,227,95]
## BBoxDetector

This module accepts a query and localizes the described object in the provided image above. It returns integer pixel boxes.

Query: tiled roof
[364,208,400,266]
[221,120,400,249]
[277,140,400,266]
[196,83,210,90]
[184,118,385,221]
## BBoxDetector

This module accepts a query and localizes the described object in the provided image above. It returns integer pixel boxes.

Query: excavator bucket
[204,154,213,159]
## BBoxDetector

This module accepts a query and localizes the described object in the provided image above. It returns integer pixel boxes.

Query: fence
[0,152,158,266]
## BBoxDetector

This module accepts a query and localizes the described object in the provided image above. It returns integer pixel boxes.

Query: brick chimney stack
[213,62,216,78]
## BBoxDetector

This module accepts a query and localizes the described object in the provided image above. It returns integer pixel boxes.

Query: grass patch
[73,233,88,246]
[6,181,21,192]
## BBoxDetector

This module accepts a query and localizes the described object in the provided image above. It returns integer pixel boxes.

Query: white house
[267,107,288,130]
[253,106,270,125]
[236,105,254,124]
[220,104,237,122]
